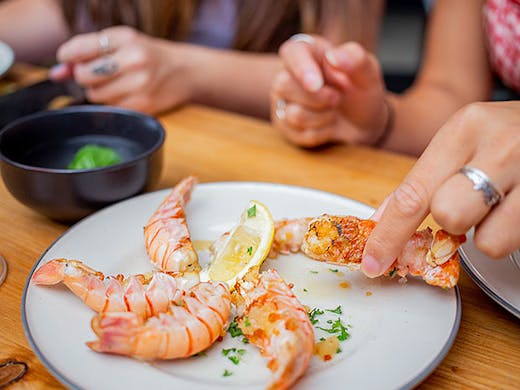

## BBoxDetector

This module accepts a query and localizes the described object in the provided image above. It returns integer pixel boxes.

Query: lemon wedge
[201,200,274,288]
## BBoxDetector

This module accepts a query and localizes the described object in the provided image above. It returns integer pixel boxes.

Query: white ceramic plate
[0,40,14,78]
[22,182,461,390]
[460,231,520,318]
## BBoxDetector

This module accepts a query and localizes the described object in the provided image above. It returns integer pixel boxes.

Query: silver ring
[98,34,111,55]
[509,250,520,271]
[289,33,314,46]
[275,99,287,120]
[459,165,504,207]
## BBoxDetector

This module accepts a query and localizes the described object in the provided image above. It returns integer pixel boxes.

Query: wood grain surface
[0,103,518,389]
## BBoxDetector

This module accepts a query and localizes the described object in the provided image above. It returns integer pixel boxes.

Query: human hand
[271,35,389,148]
[362,101,520,277]
[49,26,197,114]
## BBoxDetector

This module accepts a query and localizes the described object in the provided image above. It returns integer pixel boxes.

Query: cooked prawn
[31,259,195,317]
[87,281,231,360]
[271,215,465,289]
[234,269,314,390]
[268,218,313,258]
[144,175,200,273]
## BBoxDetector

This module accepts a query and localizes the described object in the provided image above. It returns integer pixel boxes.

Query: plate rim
[0,40,14,78]
[21,181,462,390]
[459,246,520,319]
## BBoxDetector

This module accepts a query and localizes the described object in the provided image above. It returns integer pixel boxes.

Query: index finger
[279,35,332,92]
[361,113,475,277]
[57,26,136,63]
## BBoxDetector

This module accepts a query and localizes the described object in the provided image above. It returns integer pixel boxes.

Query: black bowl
[0,105,165,222]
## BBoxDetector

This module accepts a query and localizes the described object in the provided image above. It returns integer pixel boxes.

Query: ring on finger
[92,57,119,76]
[459,165,504,207]
[289,33,315,46]
[276,98,287,120]
[98,34,111,55]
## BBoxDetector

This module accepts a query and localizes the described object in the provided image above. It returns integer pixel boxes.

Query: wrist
[373,97,394,147]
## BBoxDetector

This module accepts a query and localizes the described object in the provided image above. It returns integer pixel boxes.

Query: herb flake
[247,204,257,218]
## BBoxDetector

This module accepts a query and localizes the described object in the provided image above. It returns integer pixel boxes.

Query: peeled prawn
[270,215,465,289]
[87,281,231,360]
[269,218,313,257]
[144,176,200,273]
[234,269,314,390]
[31,259,195,317]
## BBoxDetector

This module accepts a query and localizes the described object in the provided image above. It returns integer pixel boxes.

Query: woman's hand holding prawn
[362,101,520,277]
[50,26,199,114]
[271,35,389,148]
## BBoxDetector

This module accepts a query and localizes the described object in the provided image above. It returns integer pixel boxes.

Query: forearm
[383,81,488,155]
[185,46,282,118]
[0,0,70,64]
[381,0,492,156]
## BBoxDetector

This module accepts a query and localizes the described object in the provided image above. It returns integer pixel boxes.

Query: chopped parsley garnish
[317,318,350,341]
[242,337,249,344]
[329,268,339,273]
[309,270,319,274]
[244,317,251,327]
[222,348,246,365]
[247,204,257,218]
[389,267,397,278]
[337,347,342,353]
[228,319,243,337]
[247,246,253,255]
[308,308,324,325]
[326,305,342,315]
[303,288,308,292]
[223,369,233,377]
[193,351,207,357]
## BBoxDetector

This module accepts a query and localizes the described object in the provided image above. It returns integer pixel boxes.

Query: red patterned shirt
[483,0,520,92]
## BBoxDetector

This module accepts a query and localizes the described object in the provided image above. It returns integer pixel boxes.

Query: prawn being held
[270,215,465,289]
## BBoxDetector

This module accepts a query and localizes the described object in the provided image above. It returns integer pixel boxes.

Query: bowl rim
[0,105,165,174]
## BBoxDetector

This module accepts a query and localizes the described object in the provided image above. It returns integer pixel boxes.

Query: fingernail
[49,63,65,78]
[303,72,323,92]
[48,63,72,81]
[361,255,382,277]
[325,51,340,67]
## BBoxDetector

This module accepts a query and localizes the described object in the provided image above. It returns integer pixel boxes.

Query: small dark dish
[0,105,165,222]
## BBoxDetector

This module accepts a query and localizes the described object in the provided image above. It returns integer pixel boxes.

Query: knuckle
[474,232,506,259]
[431,203,467,234]
[392,180,430,218]
[129,47,148,67]
[85,87,101,102]
[456,102,485,131]
[286,106,307,127]
[118,26,138,42]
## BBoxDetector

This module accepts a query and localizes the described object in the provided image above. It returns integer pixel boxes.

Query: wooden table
[1,104,519,389]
